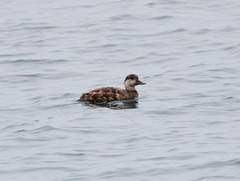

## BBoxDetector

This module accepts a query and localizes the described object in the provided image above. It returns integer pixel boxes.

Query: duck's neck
[125,86,138,98]
[124,85,136,92]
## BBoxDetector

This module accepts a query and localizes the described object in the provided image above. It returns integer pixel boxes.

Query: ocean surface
[1,0,240,180]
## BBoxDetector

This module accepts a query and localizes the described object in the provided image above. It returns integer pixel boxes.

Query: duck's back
[78,87,137,103]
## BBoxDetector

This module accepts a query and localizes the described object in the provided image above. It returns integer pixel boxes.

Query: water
[1,0,240,180]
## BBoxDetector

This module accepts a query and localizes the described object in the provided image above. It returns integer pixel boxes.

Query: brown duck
[78,74,146,103]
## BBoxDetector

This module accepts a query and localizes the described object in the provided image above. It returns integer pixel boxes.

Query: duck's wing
[78,87,129,103]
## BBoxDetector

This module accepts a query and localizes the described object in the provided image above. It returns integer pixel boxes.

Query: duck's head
[124,74,146,91]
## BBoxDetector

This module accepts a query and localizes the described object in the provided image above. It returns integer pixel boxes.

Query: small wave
[0,53,34,58]
[10,59,68,64]
[55,152,85,157]
[191,29,211,35]
[147,15,173,21]
[15,73,43,78]
[147,0,183,6]
[160,28,187,35]
[109,14,137,21]
[48,93,74,100]
[1,26,58,33]
[3,22,58,32]
[102,44,118,48]
[222,45,238,51]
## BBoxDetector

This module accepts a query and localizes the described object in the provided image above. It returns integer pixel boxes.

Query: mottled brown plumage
[78,74,145,103]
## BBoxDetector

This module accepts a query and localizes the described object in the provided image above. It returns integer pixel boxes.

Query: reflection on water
[83,99,138,109]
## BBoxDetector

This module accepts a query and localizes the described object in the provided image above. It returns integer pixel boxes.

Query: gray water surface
[1,0,240,180]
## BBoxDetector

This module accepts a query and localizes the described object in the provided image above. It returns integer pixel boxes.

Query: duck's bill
[136,80,146,85]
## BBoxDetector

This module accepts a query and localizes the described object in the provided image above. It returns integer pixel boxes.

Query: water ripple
[1,0,240,181]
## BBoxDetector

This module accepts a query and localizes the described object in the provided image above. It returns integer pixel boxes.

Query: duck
[78,74,146,103]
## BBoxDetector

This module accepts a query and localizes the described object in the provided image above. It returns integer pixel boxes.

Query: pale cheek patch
[124,79,135,88]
